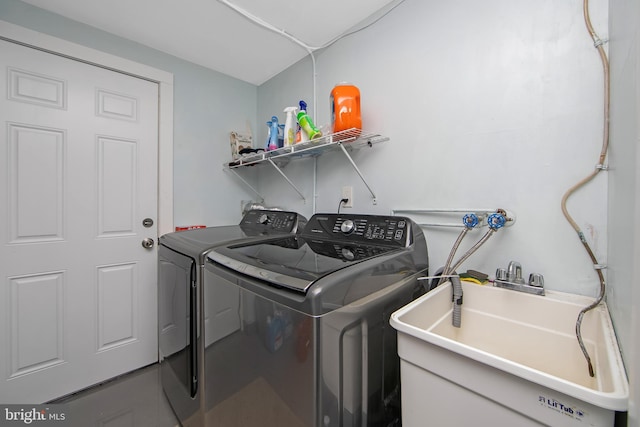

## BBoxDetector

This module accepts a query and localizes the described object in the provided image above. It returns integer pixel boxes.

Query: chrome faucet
[507,261,525,284]
[494,261,545,296]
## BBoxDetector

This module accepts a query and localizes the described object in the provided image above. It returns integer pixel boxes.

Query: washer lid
[207,235,401,293]
[158,209,307,260]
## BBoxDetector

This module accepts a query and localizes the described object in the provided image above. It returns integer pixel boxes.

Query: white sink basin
[390,281,629,427]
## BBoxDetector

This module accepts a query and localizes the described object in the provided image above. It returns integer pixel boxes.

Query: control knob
[258,213,270,225]
[341,247,355,261]
[340,219,355,234]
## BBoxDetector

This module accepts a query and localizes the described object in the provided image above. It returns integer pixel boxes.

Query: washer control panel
[240,210,306,233]
[302,214,412,247]
[305,240,397,261]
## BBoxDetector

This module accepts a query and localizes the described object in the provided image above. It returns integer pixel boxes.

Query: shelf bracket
[267,158,306,202]
[226,168,264,202]
[337,143,377,204]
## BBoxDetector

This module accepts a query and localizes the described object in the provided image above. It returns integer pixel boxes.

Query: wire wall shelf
[226,128,388,168]
[225,128,388,203]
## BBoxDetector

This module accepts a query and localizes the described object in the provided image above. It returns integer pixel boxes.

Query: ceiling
[21,0,399,85]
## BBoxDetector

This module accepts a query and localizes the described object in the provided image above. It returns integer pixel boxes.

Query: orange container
[330,83,361,134]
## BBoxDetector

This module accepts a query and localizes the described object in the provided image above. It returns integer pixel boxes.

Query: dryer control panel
[240,210,307,234]
[301,214,413,247]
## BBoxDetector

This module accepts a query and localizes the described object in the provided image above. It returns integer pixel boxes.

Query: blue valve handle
[462,213,479,229]
[487,213,506,230]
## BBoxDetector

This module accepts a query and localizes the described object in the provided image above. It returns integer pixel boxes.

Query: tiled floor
[36,360,631,427]
[53,364,179,427]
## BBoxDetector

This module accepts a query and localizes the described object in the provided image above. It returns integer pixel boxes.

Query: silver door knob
[141,238,155,249]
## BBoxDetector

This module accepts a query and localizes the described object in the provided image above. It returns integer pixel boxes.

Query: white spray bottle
[283,106,297,147]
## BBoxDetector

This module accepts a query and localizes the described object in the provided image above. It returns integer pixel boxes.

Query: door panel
[96,262,138,352]
[0,39,159,403]
[97,136,137,236]
[8,272,65,378]
[8,123,65,243]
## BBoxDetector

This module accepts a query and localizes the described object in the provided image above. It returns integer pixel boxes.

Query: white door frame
[0,19,174,235]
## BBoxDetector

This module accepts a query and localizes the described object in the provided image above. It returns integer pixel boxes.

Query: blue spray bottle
[266,116,284,151]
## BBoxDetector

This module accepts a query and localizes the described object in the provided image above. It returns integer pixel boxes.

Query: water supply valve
[462,213,479,229]
[487,213,506,230]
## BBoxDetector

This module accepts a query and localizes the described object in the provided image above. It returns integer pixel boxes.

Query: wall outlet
[342,186,353,208]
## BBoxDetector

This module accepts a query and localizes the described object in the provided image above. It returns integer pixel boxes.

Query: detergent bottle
[297,100,321,140]
[331,83,361,133]
[283,106,297,147]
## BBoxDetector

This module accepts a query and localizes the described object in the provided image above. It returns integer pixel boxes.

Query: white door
[0,39,159,403]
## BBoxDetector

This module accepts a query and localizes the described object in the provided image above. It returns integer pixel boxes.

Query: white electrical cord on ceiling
[216,0,319,118]
[217,0,406,121]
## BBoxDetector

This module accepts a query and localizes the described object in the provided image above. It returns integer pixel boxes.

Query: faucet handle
[528,273,545,288]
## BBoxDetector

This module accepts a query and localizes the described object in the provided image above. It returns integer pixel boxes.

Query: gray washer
[202,213,429,427]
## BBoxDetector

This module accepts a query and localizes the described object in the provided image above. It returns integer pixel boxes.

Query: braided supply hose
[448,213,506,275]
[561,0,610,378]
[437,213,479,289]
[446,213,505,328]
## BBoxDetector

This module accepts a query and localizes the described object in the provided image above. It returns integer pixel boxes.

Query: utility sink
[390,281,629,427]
